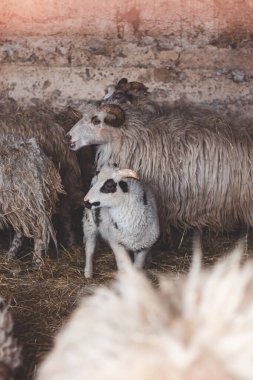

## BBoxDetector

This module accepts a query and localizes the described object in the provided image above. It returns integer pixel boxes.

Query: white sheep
[0,298,21,380]
[36,242,253,380]
[83,165,160,278]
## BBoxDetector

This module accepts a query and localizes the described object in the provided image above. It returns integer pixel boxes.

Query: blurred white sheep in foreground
[37,242,253,380]
[0,298,21,380]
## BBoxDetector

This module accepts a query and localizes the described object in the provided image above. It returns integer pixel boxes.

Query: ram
[0,135,64,266]
[66,102,253,239]
[36,242,253,380]
[83,165,159,278]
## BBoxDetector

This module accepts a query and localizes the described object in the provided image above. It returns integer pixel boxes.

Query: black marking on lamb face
[84,201,101,209]
[94,208,101,227]
[119,180,128,193]
[95,170,100,176]
[112,220,118,230]
[143,191,147,205]
[100,179,117,193]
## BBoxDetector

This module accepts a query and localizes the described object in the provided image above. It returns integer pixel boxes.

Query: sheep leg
[134,249,149,269]
[7,231,24,259]
[84,234,97,279]
[110,242,132,272]
[32,238,45,267]
[59,200,76,247]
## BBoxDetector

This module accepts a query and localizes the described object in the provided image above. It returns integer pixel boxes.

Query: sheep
[0,298,21,380]
[0,134,64,266]
[83,165,160,278]
[0,99,84,246]
[36,242,253,380]
[103,77,149,107]
[54,105,96,194]
[66,101,253,240]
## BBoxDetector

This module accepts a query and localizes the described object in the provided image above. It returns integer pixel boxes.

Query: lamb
[83,165,160,278]
[0,100,84,246]
[66,102,253,239]
[36,242,253,380]
[0,298,21,380]
[0,134,64,266]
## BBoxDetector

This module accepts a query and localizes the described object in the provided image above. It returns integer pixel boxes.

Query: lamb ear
[116,169,140,180]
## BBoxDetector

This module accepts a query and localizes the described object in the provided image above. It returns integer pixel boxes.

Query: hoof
[62,234,77,248]
[32,259,42,268]
[6,251,16,260]
[84,270,93,279]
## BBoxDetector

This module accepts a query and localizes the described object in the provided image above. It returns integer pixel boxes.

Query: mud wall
[1,0,253,115]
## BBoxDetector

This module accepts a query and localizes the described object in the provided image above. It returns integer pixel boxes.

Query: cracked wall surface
[1,0,253,116]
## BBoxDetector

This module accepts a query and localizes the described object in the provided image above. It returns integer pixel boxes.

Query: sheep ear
[68,106,82,119]
[116,169,140,180]
[117,78,128,87]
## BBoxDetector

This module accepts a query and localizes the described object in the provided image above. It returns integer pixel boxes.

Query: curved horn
[116,168,140,180]
[101,104,125,127]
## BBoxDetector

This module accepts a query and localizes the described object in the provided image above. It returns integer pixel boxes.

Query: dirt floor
[0,228,252,380]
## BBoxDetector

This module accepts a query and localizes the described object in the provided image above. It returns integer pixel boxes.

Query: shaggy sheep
[83,165,160,278]
[36,242,253,380]
[0,135,64,266]
[0,100,84,246]
[0,298,21,380]
[66,102,253,239]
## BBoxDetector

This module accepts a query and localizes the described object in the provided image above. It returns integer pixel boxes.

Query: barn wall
[1,0,253,115]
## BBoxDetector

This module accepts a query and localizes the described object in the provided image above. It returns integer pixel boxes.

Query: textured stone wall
[1,0,253,115]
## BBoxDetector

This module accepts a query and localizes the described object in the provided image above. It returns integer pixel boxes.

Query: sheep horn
[116,168,140,180]
[101,104,125,127]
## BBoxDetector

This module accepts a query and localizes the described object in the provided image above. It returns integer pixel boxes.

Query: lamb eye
[100,179,117,193]
[91,116,101,125]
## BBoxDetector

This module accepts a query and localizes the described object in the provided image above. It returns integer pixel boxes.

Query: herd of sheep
[1,78,253,379]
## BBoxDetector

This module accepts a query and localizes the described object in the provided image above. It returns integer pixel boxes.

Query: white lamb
[82,165,160,278]
[36,242,253,380]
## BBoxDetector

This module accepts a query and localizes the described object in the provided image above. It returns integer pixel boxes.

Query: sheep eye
[91,116,101,125]
[100,179,117,193]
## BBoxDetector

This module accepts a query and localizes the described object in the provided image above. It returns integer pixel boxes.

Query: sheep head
[66,105,125,151]
[103,78,148,105]
[84,165,139,209]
